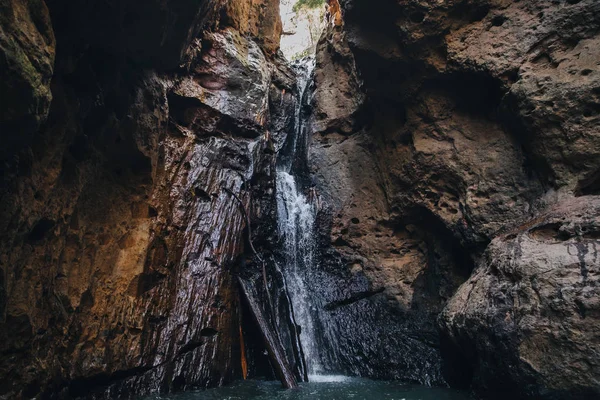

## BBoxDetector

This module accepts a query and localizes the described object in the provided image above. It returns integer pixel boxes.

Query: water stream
[274,58,323,377]
[140,50,473,400]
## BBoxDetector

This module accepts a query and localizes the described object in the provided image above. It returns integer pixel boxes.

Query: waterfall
[275,58,324,377]
[276,171,320,373]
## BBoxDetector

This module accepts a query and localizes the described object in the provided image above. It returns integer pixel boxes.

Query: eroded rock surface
[1,0,599,398]
[305,0,600,395]
[223,0,282,55]
[440,196,600,399]
[0,0,294,398]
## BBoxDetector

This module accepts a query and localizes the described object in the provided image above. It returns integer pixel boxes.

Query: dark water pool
[146,376,471,400]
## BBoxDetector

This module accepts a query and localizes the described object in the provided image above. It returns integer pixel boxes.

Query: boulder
[440,196,600,399]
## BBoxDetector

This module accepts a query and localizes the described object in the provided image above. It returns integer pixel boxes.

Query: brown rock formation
[0,0,294,398]
[223,0,283,55]
[306,0,600,396]
[1,0,599,398]
[440,196,600,399]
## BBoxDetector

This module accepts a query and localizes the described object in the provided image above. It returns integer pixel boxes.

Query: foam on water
[275,58,329,378]
[306,375,350,383]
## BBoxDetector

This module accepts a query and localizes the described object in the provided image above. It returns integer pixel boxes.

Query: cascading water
[274,58,326,378]
[276,171,320,373]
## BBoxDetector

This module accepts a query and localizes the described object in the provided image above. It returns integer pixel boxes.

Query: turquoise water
[147,377,471,400]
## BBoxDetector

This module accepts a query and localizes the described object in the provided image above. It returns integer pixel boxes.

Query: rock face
[223,0,282,55]
[305,0,600,396]
[1,0,600,398]
[0,0,293,398]
[307,22,471,385]
[440,196,600,399]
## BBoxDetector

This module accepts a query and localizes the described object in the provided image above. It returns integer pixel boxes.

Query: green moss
[292,0,325,13]
[291,48,312,60]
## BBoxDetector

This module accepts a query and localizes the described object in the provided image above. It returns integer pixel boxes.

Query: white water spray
[275,58,324,376]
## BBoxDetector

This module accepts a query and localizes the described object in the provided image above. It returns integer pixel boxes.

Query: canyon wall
[1,0,599,399]
[309,0,600,398]
[0,0,293,398]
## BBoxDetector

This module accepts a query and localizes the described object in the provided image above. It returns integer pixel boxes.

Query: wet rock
[307,0,600,391]
[0,62,253,397]
[440,196,600,399]
[307,22,466,385]
[0,0,291,397]
[2,0,599,397]
[172,29,274,137]
[266,52,297,153]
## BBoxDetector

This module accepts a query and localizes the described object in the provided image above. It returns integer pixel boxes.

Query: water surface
[147,377,471,400]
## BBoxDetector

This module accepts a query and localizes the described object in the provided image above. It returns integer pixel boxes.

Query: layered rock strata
[0,0,295,398]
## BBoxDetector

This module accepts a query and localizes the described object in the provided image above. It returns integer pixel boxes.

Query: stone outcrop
[306,0,600,396]
[223,0,282,55]
[440,196,600,399]
[0,0,293,398]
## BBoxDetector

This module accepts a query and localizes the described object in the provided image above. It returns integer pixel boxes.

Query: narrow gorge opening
[279,0,326,60]
[236,0,336,385]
